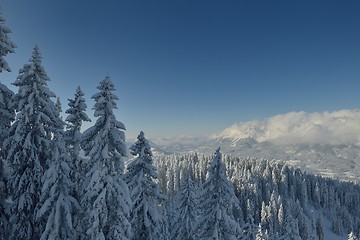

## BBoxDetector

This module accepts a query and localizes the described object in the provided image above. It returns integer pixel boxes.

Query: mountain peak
[212,109,360,146]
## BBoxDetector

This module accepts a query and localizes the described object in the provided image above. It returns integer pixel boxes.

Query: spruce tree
[0,83,14,146]
[0,6,16,73]
[81,76,131,240]
[64,86,91,195]
[64,86,91,234]
[36,131,79,240]
[4,46,62,239]
[196,147,240,240]
[171,170,198,240]
[55,97,62,114]
[123,131,165,240]
[0,82,13,234]
[0,7,15,238]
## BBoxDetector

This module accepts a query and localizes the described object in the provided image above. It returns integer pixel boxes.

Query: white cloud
[212,109,360,145]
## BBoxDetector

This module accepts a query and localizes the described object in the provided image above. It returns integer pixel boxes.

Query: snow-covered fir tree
[64,86,91,234]
[81,76,131,240]
[123,131,165,240]
[0,83,13,233]
[0,82,14,146]
[196,148,241,240]
[36,131,79,240]
[156,153,360,239]
[4,46,62,239]
[55,97,62,114]
[64,86,91,195]
[54,97,64,124]
[0,7,16,73]
[0,7,15,238]
[171,169,198,240]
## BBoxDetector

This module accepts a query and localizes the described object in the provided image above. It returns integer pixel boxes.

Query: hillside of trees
[0,7,360,240]
[155,153,360,239]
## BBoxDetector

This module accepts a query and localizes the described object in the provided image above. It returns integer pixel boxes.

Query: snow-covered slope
[212,110,360,145]
[150,110,360,182]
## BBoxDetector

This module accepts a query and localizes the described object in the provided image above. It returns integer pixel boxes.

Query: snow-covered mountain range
[146,110,360,182]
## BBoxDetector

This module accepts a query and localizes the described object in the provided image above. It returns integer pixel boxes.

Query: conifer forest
[0,6,360,240]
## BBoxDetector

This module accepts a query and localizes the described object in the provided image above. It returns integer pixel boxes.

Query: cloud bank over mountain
[212,109,360,145]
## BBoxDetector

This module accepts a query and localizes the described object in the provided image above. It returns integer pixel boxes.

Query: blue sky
[1,0,360,138]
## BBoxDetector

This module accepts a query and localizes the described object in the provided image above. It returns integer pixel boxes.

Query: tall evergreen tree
[0,83,14,146]
[4,46,62,239]
[0,7,15,239]
[0,82,13,234]
[81,76,131,240]
[171,170,198,240]
[54,97,64,125]
[64,86,91,194]
[0,6,16,73]
[196,148,240,240]
[36,131,79,240]
[55,97,62,114]
[123,131,165,240]
[64,86,91,235]
[0,71,14,240]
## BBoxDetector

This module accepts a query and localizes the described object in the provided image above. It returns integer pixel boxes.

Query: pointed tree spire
[0,6,16,73]
[196,147,241,240]
[82,75,126,173]
[171,169,198,240]
[0,6,15,142]
[64,86,91,191]
[81,76,131,239]
[0,82,14,144]
[0,7,15,238]
[65,86,91,134]
[55,97,62,113]
[123,131,166,240]
[4,46,61,239]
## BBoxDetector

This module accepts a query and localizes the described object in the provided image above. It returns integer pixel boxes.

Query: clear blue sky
[1,0,360,138]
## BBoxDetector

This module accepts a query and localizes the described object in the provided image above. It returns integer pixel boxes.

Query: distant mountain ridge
[146,110,360,182]
[212,110,360,145]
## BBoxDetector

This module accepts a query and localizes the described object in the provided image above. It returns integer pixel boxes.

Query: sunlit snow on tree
[81,76,131,240]
[123,131,166,240]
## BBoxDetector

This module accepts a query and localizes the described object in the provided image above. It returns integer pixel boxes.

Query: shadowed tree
[4,46,62,239]
[36,131,79,240]
[0,7,16,73]
[123,131,166,240]
[81,76,131,239]
[171,168,199,240]
[64,86,91,234]
[196,148,241,240]
[0,7,16,238]
[64,86,91,194]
